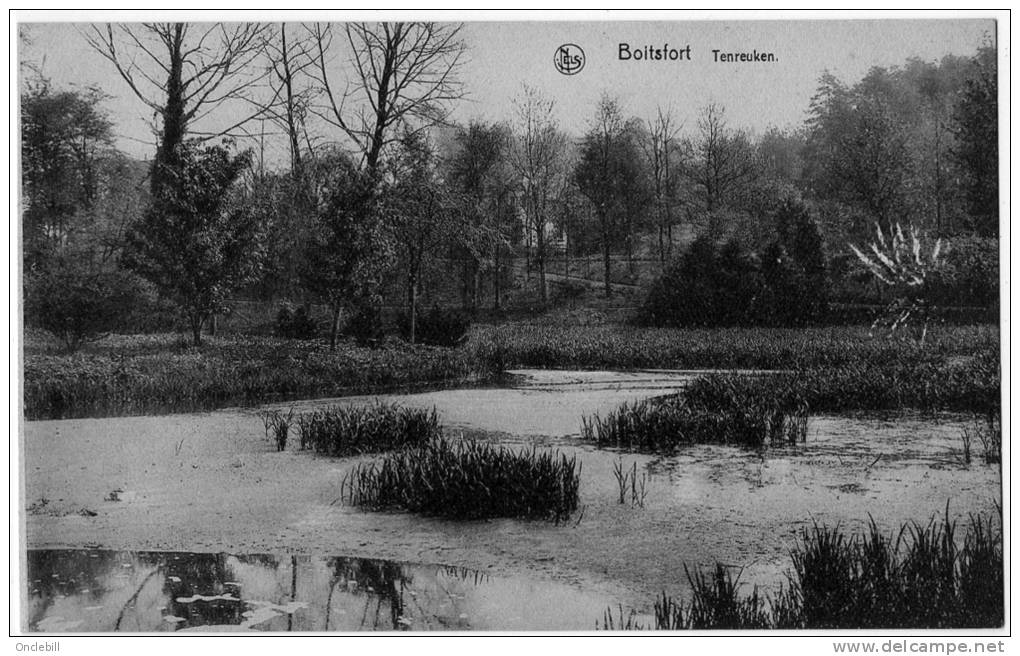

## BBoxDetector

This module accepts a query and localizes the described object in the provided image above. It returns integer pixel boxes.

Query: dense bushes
[24,261,147,351]
[397,305,471,346]
[341,437,580,521]
[274,303,318,339]
[639,200,828,328]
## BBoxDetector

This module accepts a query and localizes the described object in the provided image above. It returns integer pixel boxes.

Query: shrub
[581,374,808,451]
[24,261,143,351]
[341,437,579,521]
[344,302,384,346]
[398,305,471,347]
[274,303,318,339]
[296,403,441,456]
[640,201,829,328]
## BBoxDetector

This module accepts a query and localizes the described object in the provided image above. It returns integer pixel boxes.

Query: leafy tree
[953,46,998,236]
[123,141,266,345]
[384,130,460,343]
[20,79,114,271]
[303,152,390,349]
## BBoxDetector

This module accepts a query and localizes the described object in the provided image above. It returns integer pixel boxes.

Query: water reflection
[26,550,606,632]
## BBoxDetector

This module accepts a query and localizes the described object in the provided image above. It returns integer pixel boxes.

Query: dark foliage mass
[397,306,471,347]
[603,510,1002,630]
[24,260,146,351]
[639,200,829,328]
[274,303,318,339]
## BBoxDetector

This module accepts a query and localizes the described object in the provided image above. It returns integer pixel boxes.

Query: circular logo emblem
[554,44,585,75]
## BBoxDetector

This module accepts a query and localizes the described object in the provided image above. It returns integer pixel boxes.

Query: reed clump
[297,403,441,456]
[601,509,1003,630]
[582,374,808,451]
[341,437,580,521]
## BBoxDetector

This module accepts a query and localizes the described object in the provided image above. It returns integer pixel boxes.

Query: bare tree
[509,85,567,304]
[262,23,317,183]
[85,22,271,194]
[308,21,466,177]
[641,106,685,262]
[687,103,757,234]
[574,94,644,297]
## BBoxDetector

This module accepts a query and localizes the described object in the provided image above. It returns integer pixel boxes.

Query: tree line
[20,22,998,348]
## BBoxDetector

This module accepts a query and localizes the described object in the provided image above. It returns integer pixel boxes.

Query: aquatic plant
[582,374,808,451]
[341,437,580,521]
[297,403,441,456]
[601,509,1003,630]
[258,408,295,451]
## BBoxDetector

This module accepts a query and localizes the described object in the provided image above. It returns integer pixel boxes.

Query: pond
[22,369,1000,631]
[26,549,614,632]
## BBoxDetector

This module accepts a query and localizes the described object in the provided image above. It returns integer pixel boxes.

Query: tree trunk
[329,304,342,351]
[603,237,612,299]
[408,270,418,344]
[209,314,217,337]
[493,238,502,311]
[190,314,203,347]
[537,225,547,304]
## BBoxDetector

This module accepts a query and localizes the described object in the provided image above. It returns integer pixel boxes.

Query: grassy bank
[475,323,1000,414]
[471,323,998,371]
[23,322,999,420]
[23,333,485,420]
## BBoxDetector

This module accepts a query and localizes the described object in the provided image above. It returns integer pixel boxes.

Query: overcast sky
[18,18,995,164]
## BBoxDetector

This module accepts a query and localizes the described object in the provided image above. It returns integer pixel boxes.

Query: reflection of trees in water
[325,557,411,630]
[28,550,493,632]
[148,552,247,628]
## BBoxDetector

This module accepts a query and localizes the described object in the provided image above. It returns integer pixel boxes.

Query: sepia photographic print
[11,10,1008,643]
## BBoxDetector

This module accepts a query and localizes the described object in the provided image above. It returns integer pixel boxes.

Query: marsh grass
[258,408,295,451]
[583,374,808,451]
[24,333,482,420]
[340,437,580,521]
[612,460,649,507]
[602,509,1003,630]
[297,403,441,456]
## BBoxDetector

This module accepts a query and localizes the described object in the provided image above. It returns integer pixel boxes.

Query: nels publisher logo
[554,44,585,75]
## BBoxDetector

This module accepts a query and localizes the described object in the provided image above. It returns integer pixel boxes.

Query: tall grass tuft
[298,403,441,456]
[582,374,808,451]
[341,437,580,521]
[601,509,1002,630]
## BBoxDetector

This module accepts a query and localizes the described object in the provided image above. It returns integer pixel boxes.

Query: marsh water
[23,369,1000,632]
[26,549,614,632]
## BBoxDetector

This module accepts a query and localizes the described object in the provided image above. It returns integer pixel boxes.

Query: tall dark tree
[123,142,266,345]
